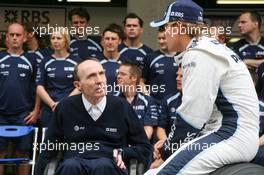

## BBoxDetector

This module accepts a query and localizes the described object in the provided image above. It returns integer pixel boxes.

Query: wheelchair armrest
[43,158,61,175]
[43,152,63,175]
[129,159,145,175]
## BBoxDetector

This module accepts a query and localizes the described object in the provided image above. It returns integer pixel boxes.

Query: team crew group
[0,2,264,175]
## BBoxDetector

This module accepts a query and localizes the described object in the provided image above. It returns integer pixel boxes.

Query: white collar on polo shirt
[82,94,106,120]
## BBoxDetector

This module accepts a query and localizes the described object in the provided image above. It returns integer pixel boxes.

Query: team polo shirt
[114,92,158,126]
[159,92,182,135]
[36,54,81,102]
[228,37,264,60]
[0,51,37,115]
[256,62,264,98]
[70,35,102,60]
[143,50,179,101]
[27,48,53,67]
[98,54,122,94]
[118,43,153,68]
[259,100,264,136]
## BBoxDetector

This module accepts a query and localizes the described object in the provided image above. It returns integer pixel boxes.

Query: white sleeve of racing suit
[177,49,228,129]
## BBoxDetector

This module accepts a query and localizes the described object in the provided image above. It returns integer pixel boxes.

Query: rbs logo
[170,11,184,18]
[21,10,50,24]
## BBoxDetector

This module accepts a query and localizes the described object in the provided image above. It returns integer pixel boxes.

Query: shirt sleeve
[123,102,152,165]
[158,98,170,129]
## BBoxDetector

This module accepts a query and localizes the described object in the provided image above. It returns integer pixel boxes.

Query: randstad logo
[170,11,184,18]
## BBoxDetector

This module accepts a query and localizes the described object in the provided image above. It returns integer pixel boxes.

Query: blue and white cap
[150,0,204,27]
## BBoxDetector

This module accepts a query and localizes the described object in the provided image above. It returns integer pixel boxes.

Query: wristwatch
[117,148,124,158]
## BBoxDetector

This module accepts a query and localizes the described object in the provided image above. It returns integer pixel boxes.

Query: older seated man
[35,59,151,175]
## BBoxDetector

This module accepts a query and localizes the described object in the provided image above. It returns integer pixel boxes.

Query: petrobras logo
[170,11,184,18]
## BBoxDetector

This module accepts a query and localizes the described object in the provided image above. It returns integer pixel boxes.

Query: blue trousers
[55,157,128,175]
[252,146,264,166]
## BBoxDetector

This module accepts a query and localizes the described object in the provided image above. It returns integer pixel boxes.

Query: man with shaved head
[0,23,39,175]
[35,59,151,175]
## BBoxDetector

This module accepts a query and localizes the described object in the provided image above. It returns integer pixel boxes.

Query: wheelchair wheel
[210,163,264,175]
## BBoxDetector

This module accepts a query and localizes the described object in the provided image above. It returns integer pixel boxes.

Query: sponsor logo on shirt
[156,70,164,74]
[256,51,264,56]
[170,107,176,113]
[47,73,55,78]
[88,46,98,51]
[67,74,73,78]
[106,127,117,133]
[0,64,10,69]
[64,67,74,71]
[242,51,251,57]
[133,105,145,110]
[136,57,144,61]
[74,125,85,131]
[70,48,79,52]
[155,63,164,68]
[0,71,9,76]
[47,67,56,72]
[182,61,196,69]
[18,64,29,70]
[20,73,26,77]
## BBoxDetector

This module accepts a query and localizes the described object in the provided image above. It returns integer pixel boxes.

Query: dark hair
[23,22,43,46]
[158,25,166,32]
[68,7,90,22]
[241,11,262,30]
[102,23,125,41]
[123,13,144,27]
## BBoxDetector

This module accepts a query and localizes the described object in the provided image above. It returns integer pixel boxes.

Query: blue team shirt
[159,92,182,135]
[98,54,122,94]
[228,37,264,60]
[27,48,53,67]
[143,50,178,101]
[114,92,158,126]
[256,62,264,98]
[36,54,81,102]
[118,43,153,68]
[70,36,102,60]
[0,51,37,115]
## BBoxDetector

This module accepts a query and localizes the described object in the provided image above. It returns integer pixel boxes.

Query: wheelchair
[0,125,39,175]
[43,156,144,175]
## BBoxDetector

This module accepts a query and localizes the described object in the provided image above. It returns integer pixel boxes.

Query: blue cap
[150,0,204,27]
